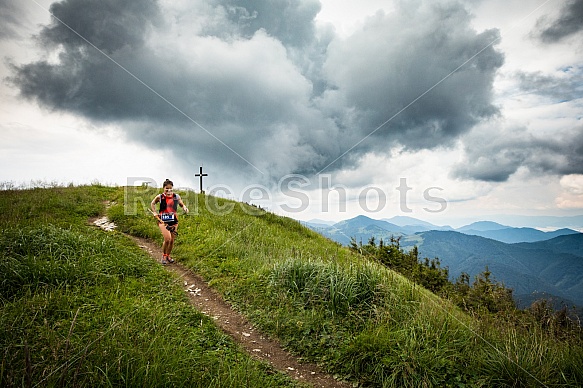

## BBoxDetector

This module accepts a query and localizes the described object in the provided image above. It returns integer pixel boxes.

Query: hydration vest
[159,193,179,223]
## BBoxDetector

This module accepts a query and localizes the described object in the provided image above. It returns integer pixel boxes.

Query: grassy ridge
[0,186,298,387]
[115,186,583,386]
[3,185,582,387]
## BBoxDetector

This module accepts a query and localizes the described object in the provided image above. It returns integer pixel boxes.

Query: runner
[151,179,188,264]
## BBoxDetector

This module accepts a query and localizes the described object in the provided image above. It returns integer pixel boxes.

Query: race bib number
[160,212,176,222]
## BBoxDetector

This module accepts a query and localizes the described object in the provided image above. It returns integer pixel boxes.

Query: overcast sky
[1,0,582,227]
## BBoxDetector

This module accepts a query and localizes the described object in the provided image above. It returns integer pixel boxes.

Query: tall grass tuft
[268,258,388,315]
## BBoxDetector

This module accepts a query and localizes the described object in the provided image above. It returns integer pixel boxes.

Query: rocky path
[92,218,350,388]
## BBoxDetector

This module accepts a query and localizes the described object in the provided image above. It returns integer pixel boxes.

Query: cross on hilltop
[195,166,208,194]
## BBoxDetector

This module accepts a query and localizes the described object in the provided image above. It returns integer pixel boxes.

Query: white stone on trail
[93,216,116,231]
[186,285,202,296]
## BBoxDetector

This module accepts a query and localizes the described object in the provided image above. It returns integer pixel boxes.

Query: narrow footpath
[92,217,350,388]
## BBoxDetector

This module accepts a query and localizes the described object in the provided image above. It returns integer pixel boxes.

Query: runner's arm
[178,198,189,214]
[150,195,160,214]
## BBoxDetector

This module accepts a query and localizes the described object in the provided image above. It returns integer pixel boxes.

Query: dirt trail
[132,237,351,388]
[91,214,350,388]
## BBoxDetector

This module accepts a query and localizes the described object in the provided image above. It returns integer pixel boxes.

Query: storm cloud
[535,0,583,43]
[8,0,505,182]
[319,1,503,152]
[454,125,583,182]
[453,64,583,182]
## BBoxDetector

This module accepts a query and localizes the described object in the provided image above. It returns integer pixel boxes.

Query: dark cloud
[7,0,504,182]
[454,125,583,181]
[516,68,583,102]
[535,0,583,43]
[6,0,169,121]
[39,0,162,53]
[318,1,503,154]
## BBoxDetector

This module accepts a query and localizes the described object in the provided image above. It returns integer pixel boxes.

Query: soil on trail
[126,233,351,388]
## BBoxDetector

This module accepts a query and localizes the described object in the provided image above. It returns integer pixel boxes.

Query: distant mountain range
[303,215,583,308]
[304,215,580,245]
[401,231,583,308]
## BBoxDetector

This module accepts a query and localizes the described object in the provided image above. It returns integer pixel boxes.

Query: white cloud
[557,174,583,208]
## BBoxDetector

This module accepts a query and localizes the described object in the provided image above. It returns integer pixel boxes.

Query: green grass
[114,186,583,387]
[0,185,300,387]
[2,184,582,387]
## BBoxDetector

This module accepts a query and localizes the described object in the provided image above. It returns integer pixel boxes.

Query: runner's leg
[158,223,172,255]
[167,224,178,255]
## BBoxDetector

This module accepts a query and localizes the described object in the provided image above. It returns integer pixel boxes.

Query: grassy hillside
[115,186,582,387]
[2,185,582,387]
[0,185,298,387]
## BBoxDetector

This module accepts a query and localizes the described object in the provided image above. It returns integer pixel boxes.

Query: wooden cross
[195,166,208,194]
